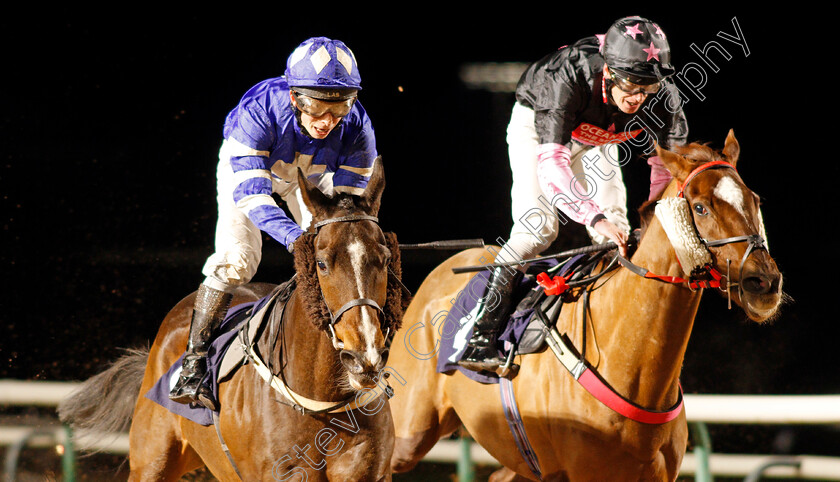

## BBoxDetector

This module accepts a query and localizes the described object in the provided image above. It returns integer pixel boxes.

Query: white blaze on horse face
[713,175,746,217]
[347,238,380,365]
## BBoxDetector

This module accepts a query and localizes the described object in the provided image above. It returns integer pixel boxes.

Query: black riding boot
[458,266,522,372]
[169,284,232,411]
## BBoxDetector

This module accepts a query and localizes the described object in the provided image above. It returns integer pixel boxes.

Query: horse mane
[638,141,725,236]
[292,198,407,333]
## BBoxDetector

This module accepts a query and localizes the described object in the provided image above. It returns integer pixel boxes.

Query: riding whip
[399,239,485,250]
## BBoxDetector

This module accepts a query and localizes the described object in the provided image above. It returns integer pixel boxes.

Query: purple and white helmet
[285,37,361,100]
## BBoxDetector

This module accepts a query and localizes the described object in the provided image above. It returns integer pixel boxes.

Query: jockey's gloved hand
[286,230,305,253]
[593,218,629,257]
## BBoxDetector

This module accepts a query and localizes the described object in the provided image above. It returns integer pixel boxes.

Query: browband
[311,215,379,230]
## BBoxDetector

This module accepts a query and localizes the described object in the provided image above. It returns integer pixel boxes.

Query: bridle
[214,214,392,479]
[678,160,769,298]
[249,212,394,413]
[309,214,388,350]
[619,160,769,302]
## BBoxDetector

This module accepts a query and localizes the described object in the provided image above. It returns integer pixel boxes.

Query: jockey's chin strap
[309,214,389,350]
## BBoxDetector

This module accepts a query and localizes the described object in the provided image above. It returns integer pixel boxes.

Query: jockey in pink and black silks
[169,37,378,410]
[459,17,689,373]
[513,16,688,253]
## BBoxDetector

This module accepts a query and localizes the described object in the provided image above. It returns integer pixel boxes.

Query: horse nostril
[379,348,390,365]
[742,274,777,295]
[340,350,365,374]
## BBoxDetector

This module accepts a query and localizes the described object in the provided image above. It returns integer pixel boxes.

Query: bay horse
[59,158,406,481]
[388,131,784,481]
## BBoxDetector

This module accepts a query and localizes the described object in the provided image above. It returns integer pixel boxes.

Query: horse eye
[316,259,328,271]
[694,203,709,216]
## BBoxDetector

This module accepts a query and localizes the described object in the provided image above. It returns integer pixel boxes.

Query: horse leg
[388,321,462,472]
[127,310,207,482]
[488,467,546,482]
[128,396,204,481]
[390,380,461,473]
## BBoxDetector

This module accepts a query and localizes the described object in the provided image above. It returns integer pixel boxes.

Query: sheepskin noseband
[654,197,711,275]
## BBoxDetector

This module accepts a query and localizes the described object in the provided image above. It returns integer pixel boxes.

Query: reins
[529,242,685,425]
[449,160,768,426]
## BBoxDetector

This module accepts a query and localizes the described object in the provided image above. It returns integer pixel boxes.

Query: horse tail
[57,346,149,437]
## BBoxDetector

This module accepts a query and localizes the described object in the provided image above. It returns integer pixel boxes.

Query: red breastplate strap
[578,370,684,424]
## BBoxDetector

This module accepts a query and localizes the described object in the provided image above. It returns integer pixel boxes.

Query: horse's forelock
[335,194,358,212]
[674,142,724,164]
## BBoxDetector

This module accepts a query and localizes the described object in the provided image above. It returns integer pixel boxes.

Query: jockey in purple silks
[169,37,378,410]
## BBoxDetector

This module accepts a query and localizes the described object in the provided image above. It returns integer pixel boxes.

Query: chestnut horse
[388,131,784,481]
[60,159,405,481]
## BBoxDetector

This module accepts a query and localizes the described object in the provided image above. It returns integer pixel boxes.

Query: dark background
[1,6,834,460]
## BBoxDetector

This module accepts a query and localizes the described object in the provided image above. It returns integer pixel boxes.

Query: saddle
[144,280,294,425]
[437,248,618,384]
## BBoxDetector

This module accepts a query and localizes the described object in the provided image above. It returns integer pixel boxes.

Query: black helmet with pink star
[601,16,674,83]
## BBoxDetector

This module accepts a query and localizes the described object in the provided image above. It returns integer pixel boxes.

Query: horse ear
[722,129,740,167]
[297,167,331,217]
[360,156,385,216]
[654,142,694,184]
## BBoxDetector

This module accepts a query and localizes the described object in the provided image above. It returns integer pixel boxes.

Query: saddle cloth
[436,256,584,384]
[144,282,292,425]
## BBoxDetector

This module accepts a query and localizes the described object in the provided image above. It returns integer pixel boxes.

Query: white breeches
[500,103,630,265]
[200,140,313,292]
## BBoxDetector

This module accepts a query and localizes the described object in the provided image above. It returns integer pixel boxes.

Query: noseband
[677,160,769,300]
[310,214,387,350]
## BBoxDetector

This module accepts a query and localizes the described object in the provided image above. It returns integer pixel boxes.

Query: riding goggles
[609,69,661,95]
[292,91,356,118]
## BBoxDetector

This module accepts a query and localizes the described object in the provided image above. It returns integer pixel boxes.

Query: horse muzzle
[340,347,389,389]
[736,254,784,322]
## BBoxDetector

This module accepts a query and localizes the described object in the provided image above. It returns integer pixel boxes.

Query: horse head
[293,157,401,390]
[654,130,784,322]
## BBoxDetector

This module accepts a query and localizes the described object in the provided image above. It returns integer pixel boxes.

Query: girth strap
[499,378,542,480]
[212,411,244,481]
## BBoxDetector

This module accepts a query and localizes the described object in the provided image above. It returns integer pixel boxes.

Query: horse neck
[586,214,702,409]
[265,290,349,402]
